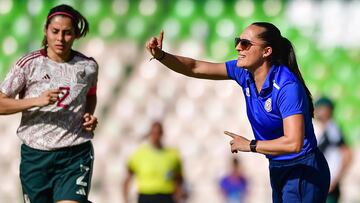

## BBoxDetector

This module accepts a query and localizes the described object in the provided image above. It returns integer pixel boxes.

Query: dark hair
[252,22,314,117]
[151,121,163,134]
[42,4,89,47]
[315,96,334,111]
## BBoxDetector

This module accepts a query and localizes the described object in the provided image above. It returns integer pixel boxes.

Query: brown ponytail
[252,22,314,117]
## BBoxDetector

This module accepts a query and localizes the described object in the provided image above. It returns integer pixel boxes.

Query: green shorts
[20,142,94,203]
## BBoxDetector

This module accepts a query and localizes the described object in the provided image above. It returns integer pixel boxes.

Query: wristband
[156,50,166,60]
[250,139,257,152]
[150,50,166,61]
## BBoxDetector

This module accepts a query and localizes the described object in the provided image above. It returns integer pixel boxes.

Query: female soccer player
[146,22,330,203]
[0,4,98,203]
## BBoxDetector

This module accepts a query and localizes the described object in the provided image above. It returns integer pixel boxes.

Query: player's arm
[225,114,304,155]
[156,53,228,80]
[83,94,97,132]
[225,82,308,155]
[122,167,134,203]
[84,94,97,115]
[254,114,304,155]
[0,90,60,115]
[146,31,229,80]
[330,142,353,191]
[173,154,187,202]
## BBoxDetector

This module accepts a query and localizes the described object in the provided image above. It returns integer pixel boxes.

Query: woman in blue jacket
[146,22,330,203]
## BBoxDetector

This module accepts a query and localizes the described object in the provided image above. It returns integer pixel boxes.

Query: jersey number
[76,164,90,187]
[76,164,90,196]
[57,86,70,108]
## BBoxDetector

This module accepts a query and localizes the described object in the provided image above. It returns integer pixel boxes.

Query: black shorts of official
[269,148,330,203]
[20,142,94,203]
[138,193,175,203]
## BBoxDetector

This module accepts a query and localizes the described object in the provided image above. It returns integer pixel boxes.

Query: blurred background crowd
[0,0,359,202]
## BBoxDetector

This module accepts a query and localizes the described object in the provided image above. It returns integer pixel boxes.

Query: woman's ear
[263,46,272,58]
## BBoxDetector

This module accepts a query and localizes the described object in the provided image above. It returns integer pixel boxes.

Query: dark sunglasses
[234,37,255,50]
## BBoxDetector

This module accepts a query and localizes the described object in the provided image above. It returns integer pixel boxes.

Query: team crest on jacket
[265,98,272,112]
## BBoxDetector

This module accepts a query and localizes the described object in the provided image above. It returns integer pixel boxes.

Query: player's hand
[36,89,61,107]
[83,113,98,132]
[146,30,164,59]
[224,131,251,153]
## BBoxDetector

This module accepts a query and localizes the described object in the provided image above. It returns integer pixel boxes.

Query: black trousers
[138,194,175,203]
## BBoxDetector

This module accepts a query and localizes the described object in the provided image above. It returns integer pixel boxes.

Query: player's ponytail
[42,4,89,47]
[252,22,314,117]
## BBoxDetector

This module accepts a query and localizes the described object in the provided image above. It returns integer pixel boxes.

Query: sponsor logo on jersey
[42,74,51,80]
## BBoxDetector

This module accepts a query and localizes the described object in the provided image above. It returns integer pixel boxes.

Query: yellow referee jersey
[128,143,182,194]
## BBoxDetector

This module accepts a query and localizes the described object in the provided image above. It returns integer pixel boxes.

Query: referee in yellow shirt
[123,122,185,203]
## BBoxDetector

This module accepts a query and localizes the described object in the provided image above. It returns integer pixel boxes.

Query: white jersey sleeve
[0,51,41,98]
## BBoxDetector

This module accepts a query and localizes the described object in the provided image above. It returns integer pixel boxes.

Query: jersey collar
[246,65,278,97]
[40,48,76,62]
[261,64,277,91]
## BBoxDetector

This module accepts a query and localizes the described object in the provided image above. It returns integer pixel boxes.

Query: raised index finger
[159,30,164,42]
[157,30,164,49]
[224,131,237,139]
